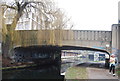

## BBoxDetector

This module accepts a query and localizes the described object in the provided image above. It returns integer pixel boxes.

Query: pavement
[87,67,118,79]
[62,58,119,80]
[77,62,119,80]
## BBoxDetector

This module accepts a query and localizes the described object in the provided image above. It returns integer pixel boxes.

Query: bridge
[0,24,120,65]
[0,2,120,80]
[13,45,110,67]
[9,24,120,62]
[0,3,119,62]
[9,30,112,50]
[62,30,111,51]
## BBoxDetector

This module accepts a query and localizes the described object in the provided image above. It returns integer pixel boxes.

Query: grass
[117,71,120,75]
[65,66,88,79]
[116,67,120,77]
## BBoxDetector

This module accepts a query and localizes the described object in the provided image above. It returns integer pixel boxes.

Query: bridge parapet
[62,30,112,52]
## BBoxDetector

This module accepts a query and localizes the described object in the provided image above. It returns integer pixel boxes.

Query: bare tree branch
[1,4,16,10]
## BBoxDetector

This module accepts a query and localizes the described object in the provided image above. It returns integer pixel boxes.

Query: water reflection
[2,64,63,79]
[61,56,87,74]
[61,62,75,73]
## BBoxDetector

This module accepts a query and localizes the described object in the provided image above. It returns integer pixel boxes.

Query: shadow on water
[2,45,109,80]
[2,45,64,80]
[61,62,75,73]
[2,64,64,79]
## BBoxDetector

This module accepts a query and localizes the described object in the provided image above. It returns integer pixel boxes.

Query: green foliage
[116,68,120,77]
[65,66,88,79]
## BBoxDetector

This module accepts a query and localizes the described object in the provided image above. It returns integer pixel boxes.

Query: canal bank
[2,55,85,79]
[2,64,63,79]
[2,61,119,80]
[64,62,118,80]
[2,51,118,80]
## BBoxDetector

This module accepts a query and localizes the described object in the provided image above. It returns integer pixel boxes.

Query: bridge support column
[112,24,120,64]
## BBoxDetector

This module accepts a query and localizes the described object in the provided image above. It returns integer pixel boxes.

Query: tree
[1,0,54,57]
[1,0,73,58]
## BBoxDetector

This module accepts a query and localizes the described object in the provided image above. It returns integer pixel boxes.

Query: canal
[2,55,87,79]
[2,49,108,79]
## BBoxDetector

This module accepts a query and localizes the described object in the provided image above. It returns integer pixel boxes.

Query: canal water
[2,56,87,79]
[61,57,87,74]
[2,64,62,79]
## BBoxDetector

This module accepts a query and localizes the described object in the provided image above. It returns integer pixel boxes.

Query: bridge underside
[14,45,110,54]
[11,45,110,68]
[60,45,110,55]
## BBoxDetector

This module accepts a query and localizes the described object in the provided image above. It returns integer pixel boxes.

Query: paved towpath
[77,62,118,80]
[87,67,118,79]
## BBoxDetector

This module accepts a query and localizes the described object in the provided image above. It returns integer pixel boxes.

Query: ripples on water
[2,64,64,79]
[2,57,86,79]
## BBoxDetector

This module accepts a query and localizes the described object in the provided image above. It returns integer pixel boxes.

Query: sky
[55,0,119,31]
[1,0,119,31]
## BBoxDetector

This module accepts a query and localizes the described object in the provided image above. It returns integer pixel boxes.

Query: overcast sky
[1,0,119,31]
[55,0,119,31]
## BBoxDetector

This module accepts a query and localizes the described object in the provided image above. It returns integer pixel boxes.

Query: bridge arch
[60,45,110,56]
[60,45,110,68]
[12,45,110,66]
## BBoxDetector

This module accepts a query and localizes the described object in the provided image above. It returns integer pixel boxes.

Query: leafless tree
[1,0,73,57]
[1,0,55,57]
